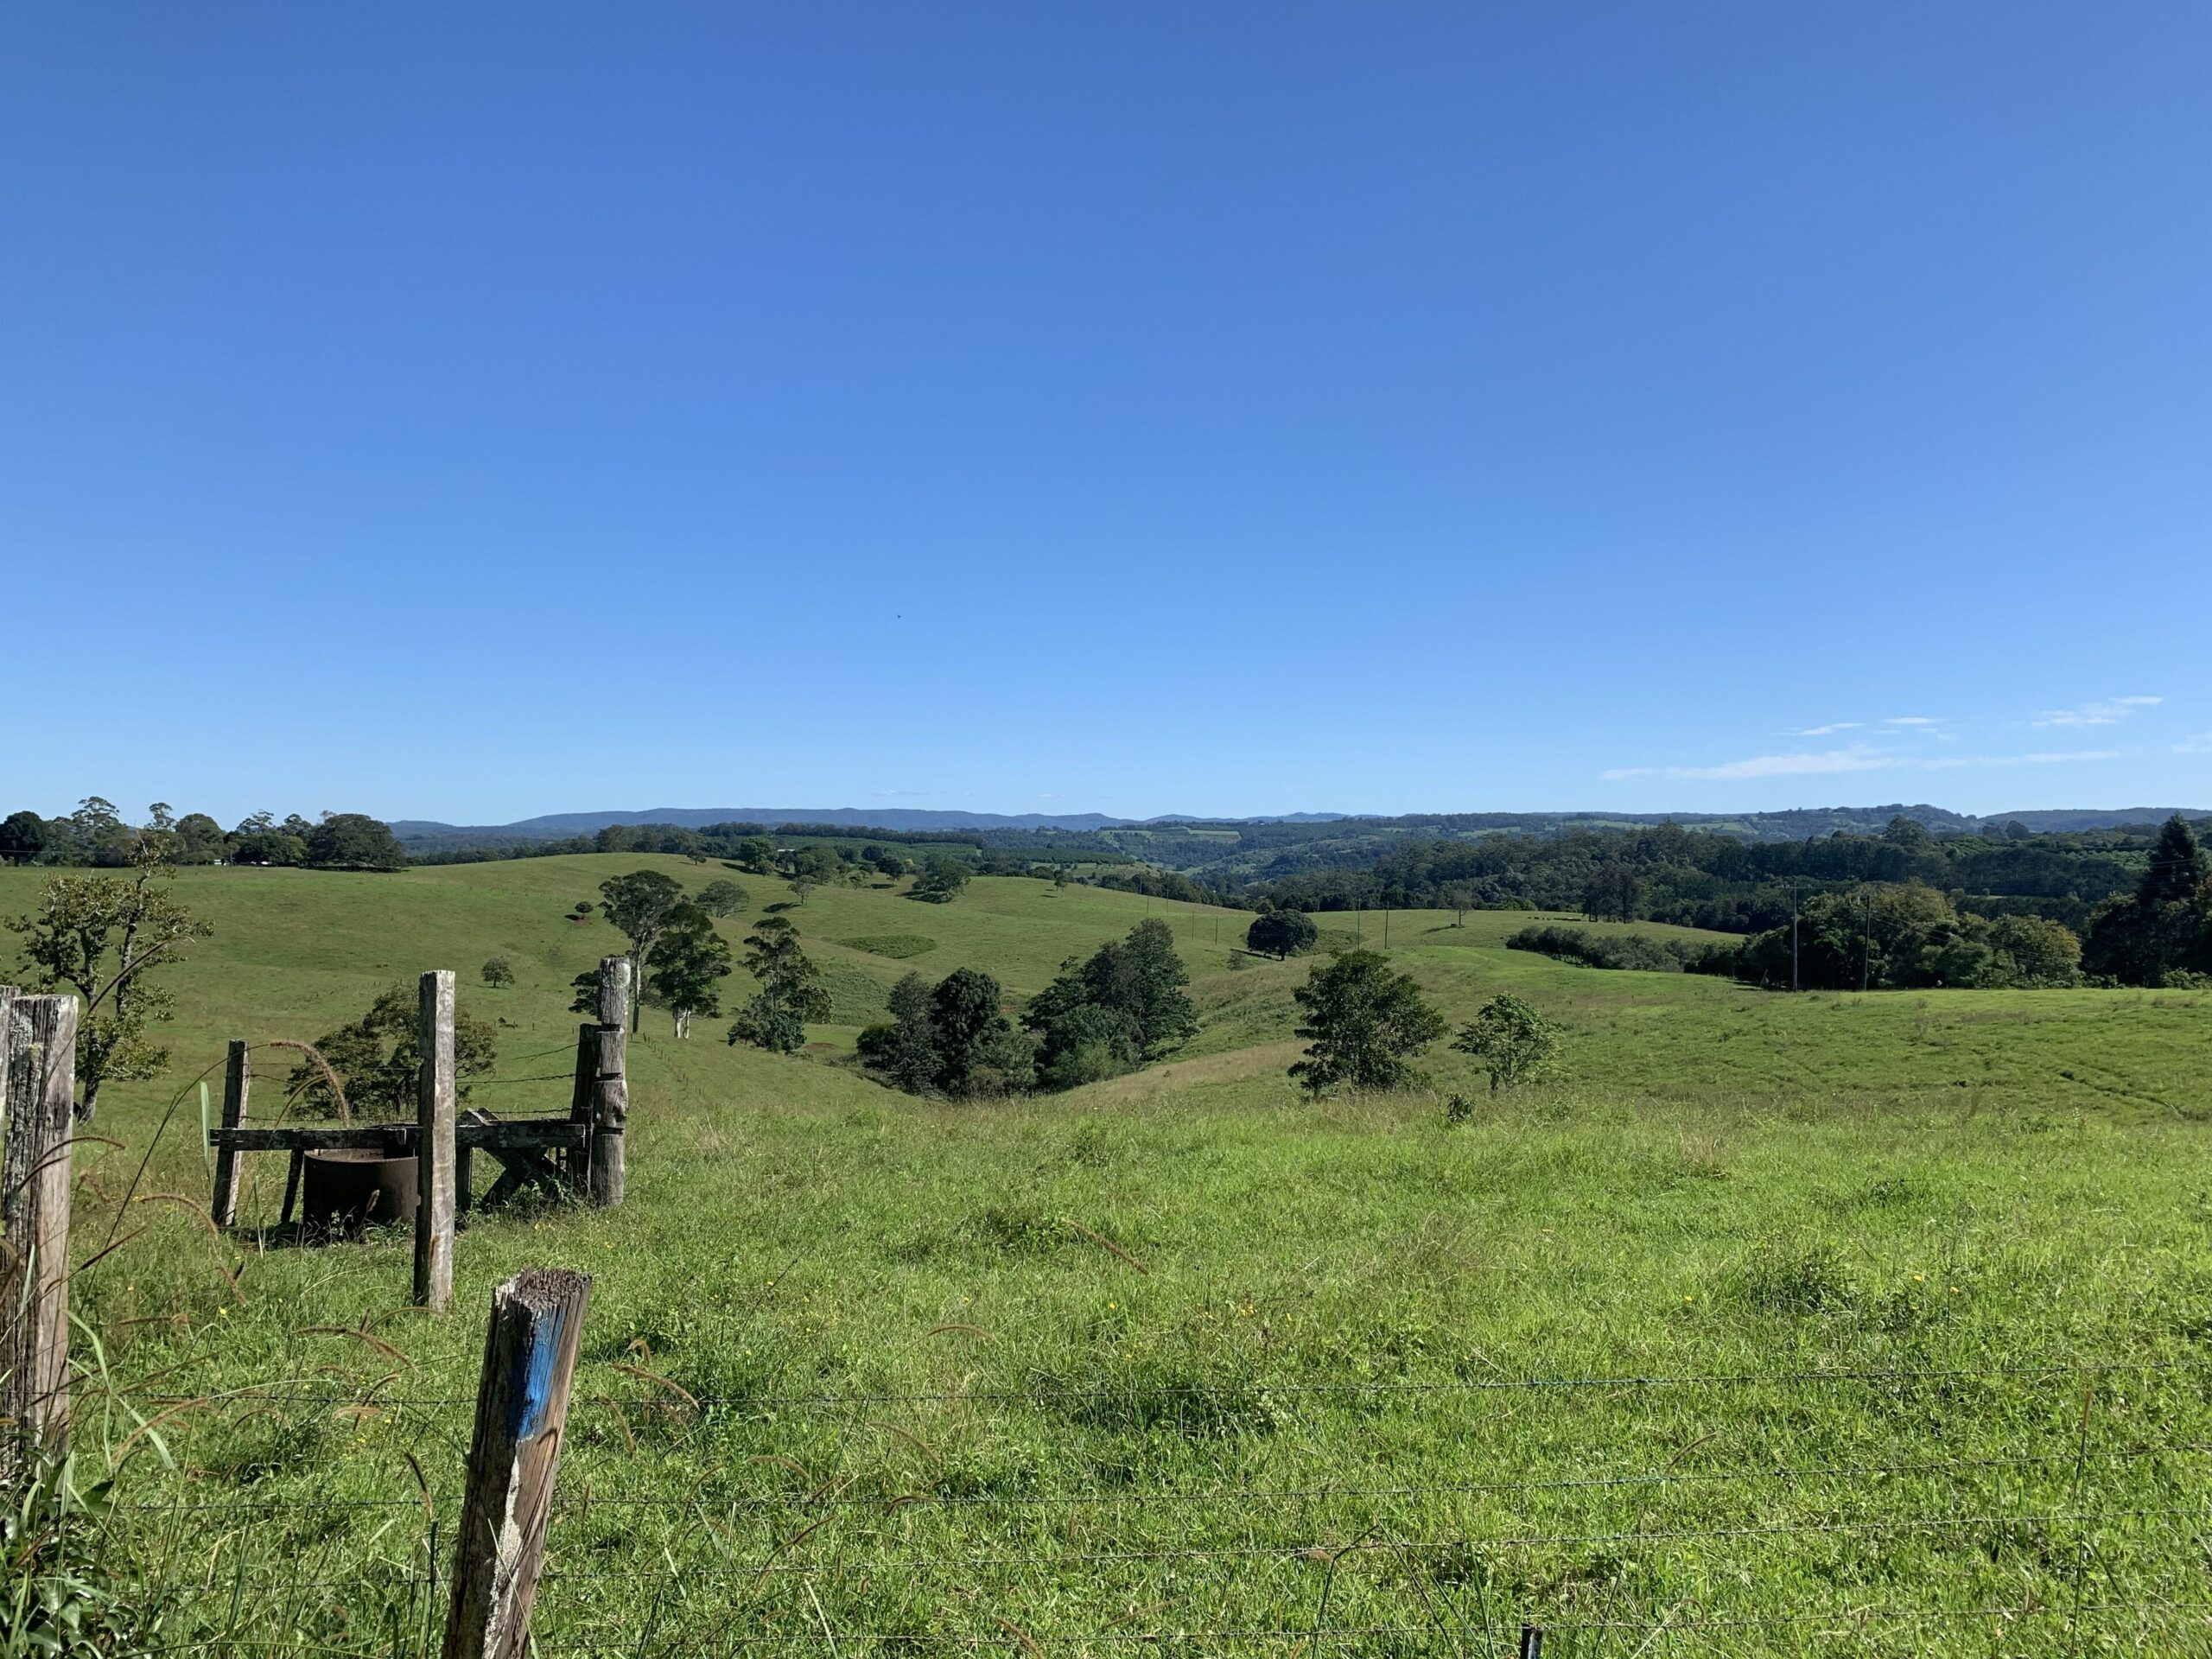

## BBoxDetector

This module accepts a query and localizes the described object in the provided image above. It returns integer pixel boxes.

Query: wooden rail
[207,1120,588,1153]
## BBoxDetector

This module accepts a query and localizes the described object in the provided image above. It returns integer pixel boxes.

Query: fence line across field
[101,1436,2212,1517]
[98,1350,2212,1412]
[134,1499,2199,1591]
[20,981,2212,1656]
[92,1601,2212,1656]
[75,1357,2212,1651]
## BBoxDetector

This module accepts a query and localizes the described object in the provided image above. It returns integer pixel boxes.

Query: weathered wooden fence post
[210,1039,251,1227]
[442,1266,590,1659]
[2,993,79,1484]
[415,970,456,1312]
[569,957,628,1206]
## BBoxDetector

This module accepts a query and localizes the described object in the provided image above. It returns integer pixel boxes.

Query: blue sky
[7,3,2210,826]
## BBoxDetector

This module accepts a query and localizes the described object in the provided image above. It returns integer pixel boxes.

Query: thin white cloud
[2177,733,2212,755]
[1789,721,1864,737]
[2033,696,2162,728]
[1916,749,2123,770]
[1884,715,1941,728]
[1603,744,2123,783]
[1603,744,1897,782]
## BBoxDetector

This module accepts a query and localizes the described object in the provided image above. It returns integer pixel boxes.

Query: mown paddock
[8,857,2212,1652]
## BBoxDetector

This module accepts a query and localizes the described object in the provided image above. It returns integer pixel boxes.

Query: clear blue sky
[8,3,2210,825]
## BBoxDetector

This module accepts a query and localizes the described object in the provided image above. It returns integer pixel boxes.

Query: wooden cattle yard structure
[1,982,595,1656]
[205,956,632,1310]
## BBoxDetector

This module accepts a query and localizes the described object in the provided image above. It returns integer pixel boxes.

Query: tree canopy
[857,966,1033,1098]
[1288,950,1446,1096]
[1730,882,2083,990]
[2,810,49,865]
[7,844,207,1121]
[646,905,734,1038]
[1017,925,1194,1092]
[1023,918,1198,1088]
[303,813,407,871]
[1245,907,1318,959]
[1452,993,1561,1093]
[289,983,497,1120]
[2082,816,2211,985]
[927,968,1022,1096]
[910,855,972,903]
[597,870,689,1031]
[728,916,831,1052]
[696,879,750,918]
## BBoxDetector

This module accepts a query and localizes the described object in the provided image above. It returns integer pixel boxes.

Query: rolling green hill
[10,856,2212,1653]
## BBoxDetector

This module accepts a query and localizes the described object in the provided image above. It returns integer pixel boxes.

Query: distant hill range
[389,805,1341,844]
[390,802,2206,851]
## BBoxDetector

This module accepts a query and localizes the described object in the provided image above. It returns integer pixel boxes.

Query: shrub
[1452,993,1560,1093]
[1506,924,1738,976]
[910,855,972,903]
[1247,907,1319,959]
[289,983,498,1118]
[1289,950,1446,1095]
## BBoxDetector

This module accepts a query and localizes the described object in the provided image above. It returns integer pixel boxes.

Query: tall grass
[3,859,2206,1653]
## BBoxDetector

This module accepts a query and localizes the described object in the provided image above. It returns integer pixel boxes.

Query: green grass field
[9,856,2212,1655]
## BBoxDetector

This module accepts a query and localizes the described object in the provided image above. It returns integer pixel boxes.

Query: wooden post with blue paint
[443,1266,591,1659]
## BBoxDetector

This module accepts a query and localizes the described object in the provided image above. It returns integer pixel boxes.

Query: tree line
[3,798,407,871]
[403,815,1140,872]
[1491,817,2212,990]
[1243,815,2190,938]
[854,918,1200,1098]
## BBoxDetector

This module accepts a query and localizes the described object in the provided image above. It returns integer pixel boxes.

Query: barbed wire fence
[17,1015,2212,1653]
[59,1349,2212,1656]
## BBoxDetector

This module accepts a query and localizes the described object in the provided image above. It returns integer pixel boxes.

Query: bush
[1247,907,1319,959]
[1505,924,1732,975]
[1289,950,1446,1095]
[2,1454,156,1654]
[910,855,972,904]
[696,879,750,918]
[302,812,406,871]
[288,983,498,1117]
[1452,993,1560,1093]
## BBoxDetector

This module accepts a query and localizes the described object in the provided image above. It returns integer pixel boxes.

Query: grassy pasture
[7,858,2212,1654]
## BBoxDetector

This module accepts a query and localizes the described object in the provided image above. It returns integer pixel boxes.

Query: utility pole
[1860,892,1872,993]
[1789,884,1800,993]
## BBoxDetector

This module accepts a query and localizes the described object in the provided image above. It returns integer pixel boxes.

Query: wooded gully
[0,963,628,1658]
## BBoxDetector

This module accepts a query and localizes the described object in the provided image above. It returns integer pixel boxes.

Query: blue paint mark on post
[507,1306,568,1441]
